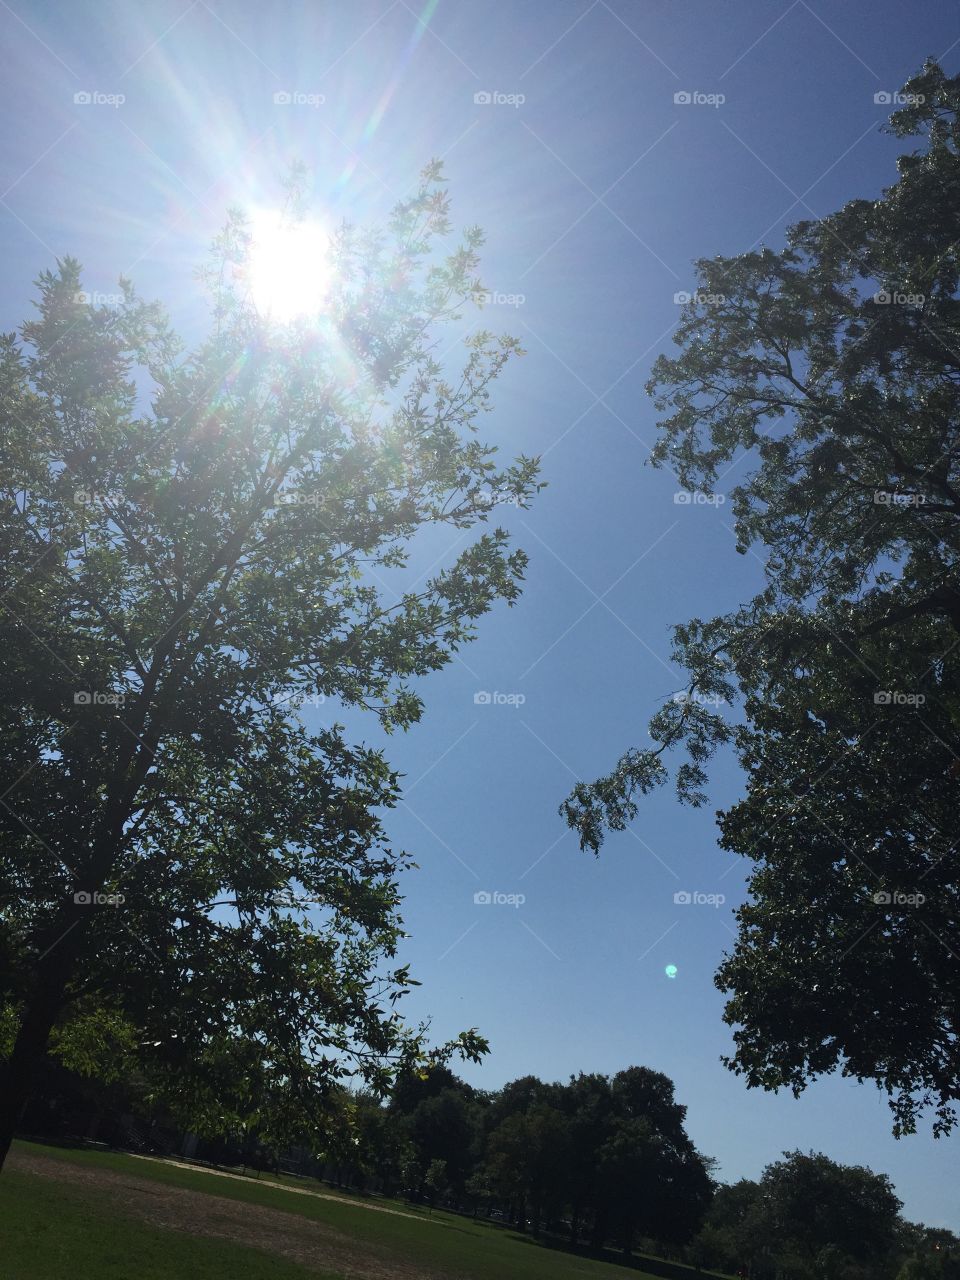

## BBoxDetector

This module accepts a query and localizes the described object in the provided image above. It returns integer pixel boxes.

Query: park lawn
[0,1162,329,1280]
[4,1140,693,1280]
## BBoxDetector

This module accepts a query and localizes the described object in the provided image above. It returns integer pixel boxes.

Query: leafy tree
[606,1066,713,1250]
[475,1067,712,1254]
[407,1087,479,1199]
[610,1065,693,1148]
[464,1168,495,1217]
[896,1225,960,1280]
[562,60,960,1134]
[597,1115,662,1255]
[650,1144,715,1249]
[389,1063,473,1113]
[485,1109,531,1226]
[558,1072,619,1246]
[899,1259,943,1280]
[690,1179,765,1273]
[0,161,539,1169]
[486,1099,569,1236]
[423,1157,448,1208]
[692,1155,909,1280]
[755,1151,902,1271]
[350,1091,413,1194]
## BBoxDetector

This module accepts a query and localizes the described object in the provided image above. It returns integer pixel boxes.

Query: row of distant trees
[691,1159,958,1280]
[360,1063,712,1255]
[354,1067,958,1280]
[20,1052,959,1279]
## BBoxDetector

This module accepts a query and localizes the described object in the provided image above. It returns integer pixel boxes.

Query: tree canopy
[692,1151,905,1280]
[562,60,960,1135]
[0,161,539,1166]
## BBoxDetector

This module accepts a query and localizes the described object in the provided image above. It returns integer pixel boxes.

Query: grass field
[0,1140,719,1280]
[0,1165,331,1280]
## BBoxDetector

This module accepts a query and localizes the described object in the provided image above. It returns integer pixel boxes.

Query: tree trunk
[0,864,121,1173]
[590,1207,608,1251]
[0,968,69,1169]
[0,761,148,1175]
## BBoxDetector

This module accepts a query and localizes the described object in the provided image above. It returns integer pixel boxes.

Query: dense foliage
[0,162,539,1166]
[692,1154,960,1280]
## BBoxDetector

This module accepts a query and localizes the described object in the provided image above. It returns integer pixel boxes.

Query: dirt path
[125,1153,430,1222]
[9,1149,456,1280]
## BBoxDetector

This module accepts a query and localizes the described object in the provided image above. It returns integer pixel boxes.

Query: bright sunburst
[247,210,331,322]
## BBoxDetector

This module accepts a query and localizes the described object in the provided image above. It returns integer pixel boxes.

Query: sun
[247,210,331,322]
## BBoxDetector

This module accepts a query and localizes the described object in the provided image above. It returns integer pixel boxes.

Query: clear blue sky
[2,0,958,1231]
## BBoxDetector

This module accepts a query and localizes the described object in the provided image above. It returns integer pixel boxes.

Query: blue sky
[3,0,959,1231]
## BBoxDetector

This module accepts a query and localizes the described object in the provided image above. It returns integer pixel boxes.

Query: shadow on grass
[492,1226,726,1280]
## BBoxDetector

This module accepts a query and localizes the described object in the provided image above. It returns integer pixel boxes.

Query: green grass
[4,1140,711,1280]
[0,1162,328,1280]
